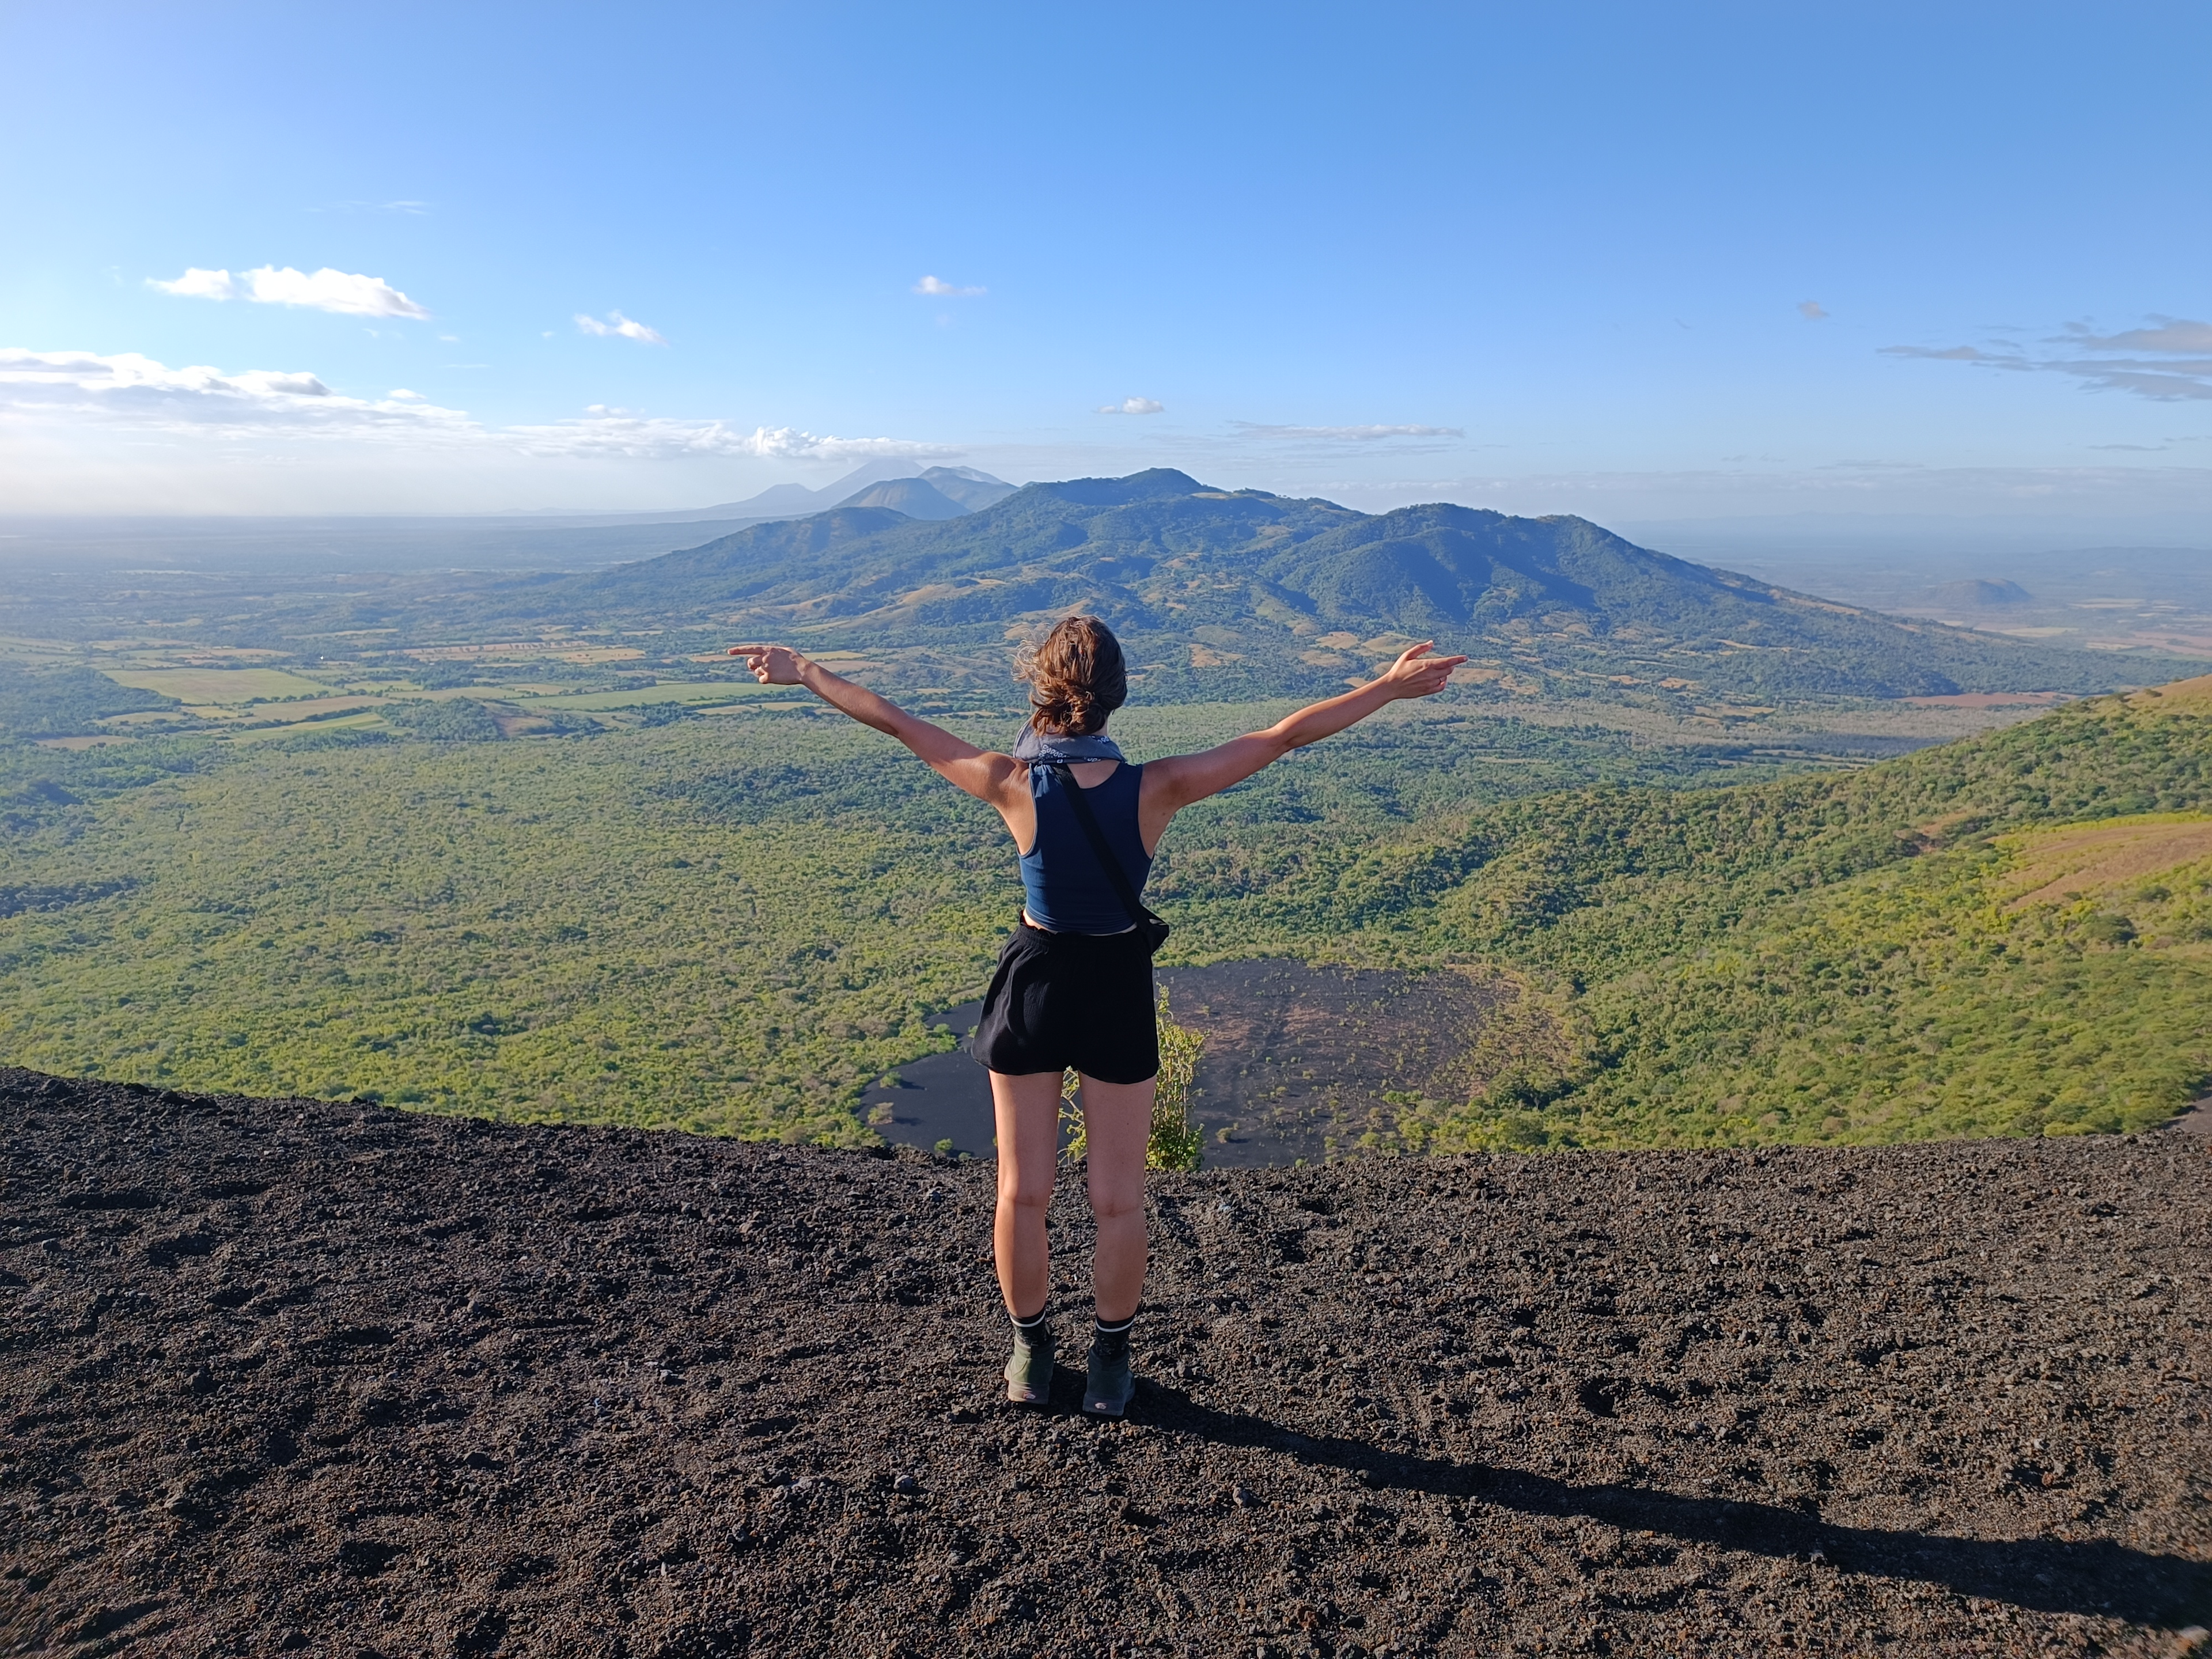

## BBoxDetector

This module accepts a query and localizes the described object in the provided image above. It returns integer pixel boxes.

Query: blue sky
[3,0,2209,525]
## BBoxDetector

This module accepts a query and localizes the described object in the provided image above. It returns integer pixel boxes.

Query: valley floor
[3,1073,2207,1657]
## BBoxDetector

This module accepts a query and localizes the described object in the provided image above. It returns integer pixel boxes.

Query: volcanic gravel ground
[3,1071,2209,1658]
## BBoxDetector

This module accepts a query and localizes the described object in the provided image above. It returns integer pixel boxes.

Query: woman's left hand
[730,643,809,685]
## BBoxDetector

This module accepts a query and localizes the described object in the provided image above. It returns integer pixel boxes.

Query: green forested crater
[0,677,2204,1153]
[0,700,1797,1142]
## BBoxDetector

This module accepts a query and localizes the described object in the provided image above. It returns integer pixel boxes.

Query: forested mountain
[552,468,2191,702]
[831,476,970,518]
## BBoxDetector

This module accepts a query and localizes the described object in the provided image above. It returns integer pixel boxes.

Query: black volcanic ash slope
[3,1071,2207,1658]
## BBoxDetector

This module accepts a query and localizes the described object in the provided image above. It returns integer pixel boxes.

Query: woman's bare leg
[990,1069,1064,1317]
[1077,1074,1156,1323]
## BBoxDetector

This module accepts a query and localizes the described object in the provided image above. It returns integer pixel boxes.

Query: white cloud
[0,347,470,435]
[1097,396,1164,415]
[149,267,241,302]
[1798,300,1829,321]
[1232,422,1465,442]
[914,275,986,297]
[575,310,667,345]
[1884,316,2212,402]
[148,265,430,319]
[506,409,956,463]
[2,346,956,478]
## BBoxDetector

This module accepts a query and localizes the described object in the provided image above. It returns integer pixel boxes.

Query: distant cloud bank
[1884,313,2212,402]
[1098,396,1163,415]
[0,347,951,471]
[0,347,465,434]
[575,311,666,345]
[914,275,986,297]
[148,266,430,320]
[509,410,955,462]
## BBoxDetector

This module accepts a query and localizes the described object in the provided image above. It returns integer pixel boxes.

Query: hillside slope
[551,470,2190,703]
[1241,677,2212,1150]
[5,1071,2205,1656]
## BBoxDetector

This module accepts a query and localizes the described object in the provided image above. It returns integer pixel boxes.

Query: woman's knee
[1087,1179,1144,1226]
[997,1171,1053,1214]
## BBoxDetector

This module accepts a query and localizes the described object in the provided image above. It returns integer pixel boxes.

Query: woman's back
[729,619,1464,1418]
[1018,762,1149,934]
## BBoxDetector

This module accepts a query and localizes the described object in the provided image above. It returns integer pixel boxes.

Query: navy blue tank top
[1018,762,1151,934]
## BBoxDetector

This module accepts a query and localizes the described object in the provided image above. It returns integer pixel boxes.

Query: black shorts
[972,921,1158,1084]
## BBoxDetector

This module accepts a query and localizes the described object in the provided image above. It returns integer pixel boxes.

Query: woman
[732,619,1463,1416]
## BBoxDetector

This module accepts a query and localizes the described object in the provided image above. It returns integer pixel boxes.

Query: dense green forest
[1217,677,2212,1148]
[0,672,2202,1153]
[0,696,1816,1144]
[0,664,175,737]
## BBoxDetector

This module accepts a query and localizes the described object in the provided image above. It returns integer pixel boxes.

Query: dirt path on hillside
[3,1072,2207,1657]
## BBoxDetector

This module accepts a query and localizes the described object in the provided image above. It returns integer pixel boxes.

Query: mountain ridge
[550,469,2196,702]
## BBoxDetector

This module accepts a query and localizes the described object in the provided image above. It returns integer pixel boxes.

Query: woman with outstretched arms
[732,619,1464,1416]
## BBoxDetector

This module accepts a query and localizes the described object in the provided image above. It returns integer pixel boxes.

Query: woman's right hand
[730,643,809,685]
[1377,641,1467,699]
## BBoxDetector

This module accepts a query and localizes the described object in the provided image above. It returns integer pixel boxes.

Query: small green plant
[1059,987,1206,1171]
[933,1137,955,1157]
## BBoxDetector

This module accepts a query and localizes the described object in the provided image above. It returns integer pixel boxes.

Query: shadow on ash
[3,1069,2209,1657]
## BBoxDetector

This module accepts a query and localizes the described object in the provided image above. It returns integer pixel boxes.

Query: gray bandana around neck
[1012,727,1126,764]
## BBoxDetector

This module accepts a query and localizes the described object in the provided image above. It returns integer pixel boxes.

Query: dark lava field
[2,1070,2207,1658]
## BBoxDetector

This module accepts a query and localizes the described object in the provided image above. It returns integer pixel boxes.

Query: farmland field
[101,665,334,703]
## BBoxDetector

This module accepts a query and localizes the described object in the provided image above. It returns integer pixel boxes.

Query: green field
[102,666,332,703]
[514,680,785,711]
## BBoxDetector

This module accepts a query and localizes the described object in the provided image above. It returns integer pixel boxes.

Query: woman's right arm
[729,644,1023,807]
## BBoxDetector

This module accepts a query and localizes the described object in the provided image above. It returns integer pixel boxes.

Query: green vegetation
[0,521,2203,1158]
[1247,679,2212,1148]
[0,695,1830,1143]
[0,665,174,737]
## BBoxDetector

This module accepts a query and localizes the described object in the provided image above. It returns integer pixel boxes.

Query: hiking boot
[1082,1328,1134,1418]
[1004,1320,1055,1406]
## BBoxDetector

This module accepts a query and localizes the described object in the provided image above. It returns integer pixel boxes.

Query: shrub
[1059,988,1206,1171]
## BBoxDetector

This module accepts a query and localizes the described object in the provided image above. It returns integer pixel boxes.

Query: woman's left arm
[730,643,1021,803]
[1143,641,1466,819]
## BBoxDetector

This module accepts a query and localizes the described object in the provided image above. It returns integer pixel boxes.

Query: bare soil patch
[3,1071,2207,1657]
[1161,961,1512,1166]
[1902,693,2070,710]
[2133,675,2212,714]
[2003,816,2212,909]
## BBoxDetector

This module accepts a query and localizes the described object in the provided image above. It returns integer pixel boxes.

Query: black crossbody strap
[1047,763,1166,941]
